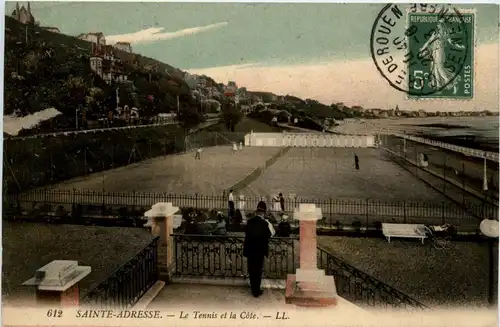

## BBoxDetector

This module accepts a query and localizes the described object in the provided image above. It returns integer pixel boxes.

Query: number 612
[47,309,63,318]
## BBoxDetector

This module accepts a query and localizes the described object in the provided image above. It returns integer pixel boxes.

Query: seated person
[276,215,291,237]
[184,211,200,234]
[212,216,227,235]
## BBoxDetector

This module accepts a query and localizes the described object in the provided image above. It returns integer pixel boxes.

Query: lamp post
[479,218,499,307]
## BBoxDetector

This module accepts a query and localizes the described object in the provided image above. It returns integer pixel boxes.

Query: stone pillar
[22,260,91,307]
[285,204,337,307]
[145,202,180,283]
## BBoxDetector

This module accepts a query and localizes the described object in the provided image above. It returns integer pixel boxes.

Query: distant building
[237,87,248,101]
[89,46,128,85]
[113,42,132,53]
[249,91,278,103]
[11,2,36,25]
[77,32,106,46]
[224,81,238,97]
[42,26,60,33]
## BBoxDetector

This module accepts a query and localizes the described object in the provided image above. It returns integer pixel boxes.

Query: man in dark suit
[243,201,275,297]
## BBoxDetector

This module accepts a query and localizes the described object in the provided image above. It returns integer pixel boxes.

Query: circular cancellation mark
[370,3,470,96]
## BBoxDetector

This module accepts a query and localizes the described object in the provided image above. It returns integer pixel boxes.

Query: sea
[331,116,500,152]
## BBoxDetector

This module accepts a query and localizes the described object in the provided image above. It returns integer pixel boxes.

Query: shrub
[352,220,362,232]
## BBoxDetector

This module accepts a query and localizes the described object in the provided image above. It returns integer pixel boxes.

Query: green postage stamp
[407,11,475,99]
[371,4,475,99]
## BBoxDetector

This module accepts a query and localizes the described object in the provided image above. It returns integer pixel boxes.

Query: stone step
[171,276,286,290]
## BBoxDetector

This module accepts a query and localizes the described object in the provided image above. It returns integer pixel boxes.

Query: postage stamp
[407,10,475,99]
[371,3,475,99]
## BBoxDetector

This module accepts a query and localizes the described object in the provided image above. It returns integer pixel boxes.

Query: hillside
[3,16,203,132]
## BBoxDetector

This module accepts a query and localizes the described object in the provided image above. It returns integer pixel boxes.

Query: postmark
[370,3,474,98]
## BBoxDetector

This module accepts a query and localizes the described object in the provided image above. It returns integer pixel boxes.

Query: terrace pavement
[147,283,376,326]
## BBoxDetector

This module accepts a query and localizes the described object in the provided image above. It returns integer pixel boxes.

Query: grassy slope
[3,16,191,121]
[4,16,180,76]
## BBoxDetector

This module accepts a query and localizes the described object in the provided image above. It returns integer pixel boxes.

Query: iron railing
[380,134,499,220]
[317,247,428,310]
[381,134,499,197]
[172,234,297,279]
[8,189,497,229]
[385,132,499,162]
[83,237,159,309]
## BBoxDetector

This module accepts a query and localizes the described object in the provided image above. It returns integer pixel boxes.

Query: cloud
[106,22,229,45]
[187,43,499,112]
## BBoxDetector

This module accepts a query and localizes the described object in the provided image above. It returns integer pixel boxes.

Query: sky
[4,2,500,111]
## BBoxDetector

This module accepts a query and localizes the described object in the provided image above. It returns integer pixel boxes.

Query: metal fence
[184,131,248,152]
[172,234,297,279]
[83,237,159,309]
[385,132,499,162]
[4,126,179,192]
[3,127,239,193]
[7,189,497,232]
[317,247,427,310]
[380,134,499,220]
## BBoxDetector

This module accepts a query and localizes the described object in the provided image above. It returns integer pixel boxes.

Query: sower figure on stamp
[419,19,466,94]
[243,201,275,297]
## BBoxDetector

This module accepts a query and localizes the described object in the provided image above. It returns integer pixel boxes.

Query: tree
[221,101,243,132]
[22,51,41,72]
[177,106,205,131]
[85,87,105,118]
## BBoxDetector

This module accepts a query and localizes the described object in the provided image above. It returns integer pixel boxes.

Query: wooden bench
[382,223,427,244]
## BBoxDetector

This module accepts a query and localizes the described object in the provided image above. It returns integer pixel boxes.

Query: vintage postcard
[2,2,499,327]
